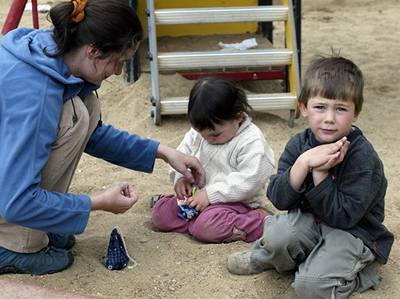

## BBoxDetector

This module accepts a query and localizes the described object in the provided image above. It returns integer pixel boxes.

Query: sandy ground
[1,0,399,298]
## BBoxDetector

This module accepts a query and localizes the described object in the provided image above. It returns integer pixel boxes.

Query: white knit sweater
[170,116,275,208]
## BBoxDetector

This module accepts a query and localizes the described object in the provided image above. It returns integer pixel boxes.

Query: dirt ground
[1,0,399,298]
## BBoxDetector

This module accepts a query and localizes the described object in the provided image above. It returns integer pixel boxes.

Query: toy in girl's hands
[177,203,198,221]
[177,186,198,222]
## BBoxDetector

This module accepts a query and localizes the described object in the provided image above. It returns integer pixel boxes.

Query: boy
[227,55,394,298]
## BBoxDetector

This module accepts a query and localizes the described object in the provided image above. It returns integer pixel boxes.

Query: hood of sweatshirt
[0,28,97,100]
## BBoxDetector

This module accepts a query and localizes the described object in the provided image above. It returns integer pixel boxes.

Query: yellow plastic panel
[138,0,259,37]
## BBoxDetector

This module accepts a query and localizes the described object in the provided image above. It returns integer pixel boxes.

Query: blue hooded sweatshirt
[0,28,159,234]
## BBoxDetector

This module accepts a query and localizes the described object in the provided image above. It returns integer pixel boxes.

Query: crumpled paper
[218,38,258,51]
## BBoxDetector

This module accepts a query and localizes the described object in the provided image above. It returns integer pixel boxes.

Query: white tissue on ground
[218,38,258,51]
[24,3,51,13]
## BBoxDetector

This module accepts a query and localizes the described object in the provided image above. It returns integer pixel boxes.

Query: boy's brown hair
[298,55,364,116]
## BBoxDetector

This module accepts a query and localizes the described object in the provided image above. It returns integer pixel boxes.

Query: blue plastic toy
[177,204,198,221]
[176,186,198,221]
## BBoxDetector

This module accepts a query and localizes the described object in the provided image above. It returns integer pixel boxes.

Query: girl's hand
[90,182,138,214]
[174,178,192,197]
[187,189,209,212]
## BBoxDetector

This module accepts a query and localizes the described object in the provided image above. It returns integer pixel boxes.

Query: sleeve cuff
[304,174,333,201]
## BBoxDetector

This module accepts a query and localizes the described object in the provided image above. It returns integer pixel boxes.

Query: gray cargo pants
[249,209,380,298]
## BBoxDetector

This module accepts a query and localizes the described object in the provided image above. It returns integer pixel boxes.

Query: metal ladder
[146,0,300,126]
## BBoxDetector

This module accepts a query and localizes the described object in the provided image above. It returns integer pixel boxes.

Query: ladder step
[160,93,297,115]
[158,49,292,71]
[154,6,288,24]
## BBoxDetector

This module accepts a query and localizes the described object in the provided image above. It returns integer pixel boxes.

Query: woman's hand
[157,144,206,188]
[90,182,138,214]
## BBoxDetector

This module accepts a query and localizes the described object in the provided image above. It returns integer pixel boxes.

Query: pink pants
[151,195,265,243]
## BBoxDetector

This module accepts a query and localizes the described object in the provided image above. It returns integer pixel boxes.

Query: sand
[0,0,399,298]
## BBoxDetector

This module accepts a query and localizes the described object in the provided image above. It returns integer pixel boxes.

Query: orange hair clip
[70,0,88,23]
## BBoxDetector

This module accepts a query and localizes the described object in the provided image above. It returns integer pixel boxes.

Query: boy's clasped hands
[290,137,350,190]
[306,136,350,171]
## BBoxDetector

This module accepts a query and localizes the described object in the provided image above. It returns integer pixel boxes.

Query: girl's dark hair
[48,0,142,58]
[188,77,251,130]
[298,55,364,116]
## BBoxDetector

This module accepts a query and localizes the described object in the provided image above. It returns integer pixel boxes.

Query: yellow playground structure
[125,0,302,127]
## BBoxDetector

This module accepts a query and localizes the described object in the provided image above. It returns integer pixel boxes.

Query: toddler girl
[151,77,274,243]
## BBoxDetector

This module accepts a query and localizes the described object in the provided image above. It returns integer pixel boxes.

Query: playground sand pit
[1,0,399,298]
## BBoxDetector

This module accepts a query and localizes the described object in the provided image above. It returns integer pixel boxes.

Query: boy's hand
[313,139,350,171]
[303,137,348,169]
[187,189,209,212]
[290,137,349,190]
[90,182,138,214]
[174,178,193,197]
[311,140,349,186]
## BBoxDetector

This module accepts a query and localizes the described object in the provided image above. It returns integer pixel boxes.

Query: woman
[0,0,205,275]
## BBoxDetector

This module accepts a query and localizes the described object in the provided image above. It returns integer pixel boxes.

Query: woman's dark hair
[188,77,251,130]
[48,0,142,58]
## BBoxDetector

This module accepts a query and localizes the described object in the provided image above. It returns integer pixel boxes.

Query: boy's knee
[262,215,297,250]
[262,226,292,252]
[264,212,318,248]
[293,276,338,299]
[293,276,320,299]
[293,275,358,299]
